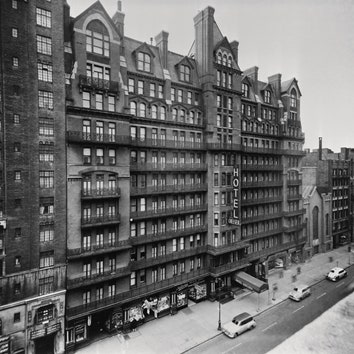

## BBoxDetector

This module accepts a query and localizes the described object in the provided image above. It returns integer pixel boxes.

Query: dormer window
[138,52,151,72]
[290,89,297,108]
[227,56,232,68]
[242,83,249,98]
[217,52,222,64]
[86,20,110,57]
[180,65,191,82]
[222,55,227,66]
[264,90,271,104]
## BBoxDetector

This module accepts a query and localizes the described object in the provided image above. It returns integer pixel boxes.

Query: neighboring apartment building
[0,0,68,353]
[302,143,352,249]
[64,2,306,349]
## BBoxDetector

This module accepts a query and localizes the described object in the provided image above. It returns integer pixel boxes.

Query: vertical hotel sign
[228,166,240,226]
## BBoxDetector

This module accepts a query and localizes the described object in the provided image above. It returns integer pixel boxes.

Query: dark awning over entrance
[234,271,269,293]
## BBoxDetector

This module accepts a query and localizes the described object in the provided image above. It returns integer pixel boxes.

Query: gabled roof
[241,76,257,102]
[214,37,233,54]
[132,42,156,58]
[175,56,195,70]
[303,185,316,199]
[73,1,121,40]
[281,78,302,96]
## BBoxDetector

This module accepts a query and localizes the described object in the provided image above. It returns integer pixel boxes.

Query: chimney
[319,137,322,161]
[193,7,215,78]
[155,31,169,69]
[112,1,125,38]
[244,66,258,93]
[268,73,281,97]
[230,41,239,63]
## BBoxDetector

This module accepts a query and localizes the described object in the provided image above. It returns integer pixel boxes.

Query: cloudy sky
[68,0,354,152]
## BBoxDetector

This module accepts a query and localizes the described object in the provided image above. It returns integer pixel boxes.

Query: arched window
[172,108,178,121]
[130,101,137,115]
[189,111,195,124]
[160,106,166,120]
[138,52,151,72]
[86,20,110,57]
[290,88,297,108]
[217,52,222,64]
[222,54,227,66]
[312,206,319,239]
[139,103,146,117]
[151,105,157,119]
[227,55,232,67]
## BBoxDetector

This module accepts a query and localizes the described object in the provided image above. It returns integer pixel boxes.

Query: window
[37,62,53,82]
[128,78,135,93]
[36,305,54,325]
[39,251,54,268]
[151,105,157,119]
[172,238,177,252]
[14,313,21,323]
[13,114,20,124]
[214,213,219,226]
[14,170,21,181]
[158,85,163,98]
[171,88,175,101]
[152,269,158,283]
[40,224,54,242]
[15,256,21,267]
[242,83,249,98]
[139,103,146,117]
[39,171,54,188]
[39,276,54,295]
[12,28,18,38]
[137,52,151,72]
[86,29,110,57]
[160,106,166,120]
[36,8,52,28]
[12,0,18,9]
[187,91,192,104]
[264,90,271,104]
[130,271,137,286]
[177,89,183,103]
[38,90,53,109]
[150,83,156,97]
[95,93,103,110]
[83,290,91,305]
[37,35,52,55]
[180,65,191,82]
[15,228,21,238]
[108,96,115,112]
[83,148,91,164]
[173,263,178,276]
[82,92,90,108]
[290,89,297,108]
[130,101,137,115]
[12,57,18,67]
[109,149,116,165]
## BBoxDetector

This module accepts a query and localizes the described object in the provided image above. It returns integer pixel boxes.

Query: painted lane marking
[292,305,304,314]
[222,342,242,354]
[336,282,345,288]
[262,322,278,332]
[316,292,327,299]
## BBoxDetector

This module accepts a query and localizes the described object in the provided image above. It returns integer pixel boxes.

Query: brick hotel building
[0,0,306,352]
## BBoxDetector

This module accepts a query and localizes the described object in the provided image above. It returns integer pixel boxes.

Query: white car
[289,285,311,302]
[326,267,347,282]
[221,312,256,338]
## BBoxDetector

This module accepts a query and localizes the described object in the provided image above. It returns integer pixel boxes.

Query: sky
[68,0,354,152]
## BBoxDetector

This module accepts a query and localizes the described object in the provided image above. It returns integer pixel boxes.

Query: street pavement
[77,245,353,354]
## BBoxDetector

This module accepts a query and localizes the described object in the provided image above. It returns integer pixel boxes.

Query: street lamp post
[218,301,221,331]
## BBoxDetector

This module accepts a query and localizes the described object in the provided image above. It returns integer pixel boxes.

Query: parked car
[288,285,311,301]
[221,312,256,338]
[326,267,347,282]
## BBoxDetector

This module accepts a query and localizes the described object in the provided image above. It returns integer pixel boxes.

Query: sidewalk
[77,245,353,354]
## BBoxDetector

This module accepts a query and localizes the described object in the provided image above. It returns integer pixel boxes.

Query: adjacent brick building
[0,0,68,353]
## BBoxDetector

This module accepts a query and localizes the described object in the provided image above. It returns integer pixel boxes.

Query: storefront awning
[234,271,269,293]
